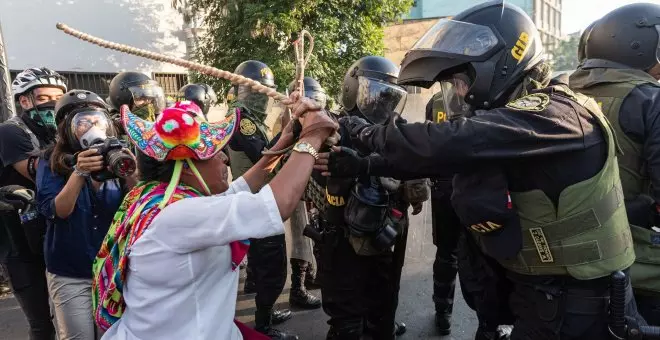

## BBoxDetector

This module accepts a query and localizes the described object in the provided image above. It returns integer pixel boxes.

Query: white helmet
[12,67,67,100]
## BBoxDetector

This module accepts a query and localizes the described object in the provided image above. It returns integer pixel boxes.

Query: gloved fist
[339,116,371,139]
[314,146,369,177]
[0,185,36,213]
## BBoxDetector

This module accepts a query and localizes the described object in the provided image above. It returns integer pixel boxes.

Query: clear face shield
[413,19,499,56]
[306,89,327,109]
[70,110,114,149]
[439,73,473,119]
[236,85,274,117]
[356,76,407,124]
[128,84,166,121]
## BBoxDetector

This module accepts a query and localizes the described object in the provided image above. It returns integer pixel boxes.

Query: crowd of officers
[2,1,660,340]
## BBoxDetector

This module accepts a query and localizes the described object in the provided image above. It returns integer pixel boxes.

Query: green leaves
[188,0,413,102]
[550,34,580,72]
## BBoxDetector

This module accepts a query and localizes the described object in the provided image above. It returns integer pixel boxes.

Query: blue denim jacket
[36,158,122,278]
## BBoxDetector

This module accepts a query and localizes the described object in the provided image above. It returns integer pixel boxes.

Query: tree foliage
[188,0,413,102]
[550,34,580,72]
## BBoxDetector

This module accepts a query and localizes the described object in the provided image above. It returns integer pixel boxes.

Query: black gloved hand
[327,147,370,178]
[339,116,373,155]
[0,185,36,213]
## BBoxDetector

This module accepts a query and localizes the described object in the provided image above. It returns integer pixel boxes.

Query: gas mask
[26,101,57,129]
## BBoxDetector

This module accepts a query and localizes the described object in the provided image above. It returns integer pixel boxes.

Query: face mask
[27,101,57,129]
[132,104,157,122]
[79,126,107,149]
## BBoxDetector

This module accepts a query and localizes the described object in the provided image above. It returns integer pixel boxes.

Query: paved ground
[0,201,478,340]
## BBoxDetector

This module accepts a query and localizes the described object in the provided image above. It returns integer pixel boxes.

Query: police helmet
[578,21,598,63]
[399,1,545,110]
[585,3,660,70]
[177,83,218,118]
[233,60,276,88]
[341,56,407,124]
[107,72,165,121]
[287,77,327,108]
[232,60,275,116]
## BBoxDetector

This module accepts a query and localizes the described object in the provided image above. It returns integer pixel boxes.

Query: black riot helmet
[55,90,116,151]
[107,71,165,121]
[341,56,407,124]
[232,60,276,117]
[287,77,327,108]
[585,3,660,71]
[177,83,218,118]
[399,1,545,110]
[578,21,598,63]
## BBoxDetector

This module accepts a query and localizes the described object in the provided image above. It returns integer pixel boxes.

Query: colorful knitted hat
[121,100,237,162]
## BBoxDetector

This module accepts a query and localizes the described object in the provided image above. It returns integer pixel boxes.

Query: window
[152,72,189,97]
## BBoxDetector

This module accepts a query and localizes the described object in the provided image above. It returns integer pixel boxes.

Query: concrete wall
[0,0,187,74]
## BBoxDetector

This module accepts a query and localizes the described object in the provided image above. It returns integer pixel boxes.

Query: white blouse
[101,177,284,340]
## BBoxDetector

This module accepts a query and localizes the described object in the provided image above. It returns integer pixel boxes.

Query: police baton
[609,271,660,339]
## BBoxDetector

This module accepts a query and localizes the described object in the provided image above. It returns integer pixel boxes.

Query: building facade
[0,0,191,98]
[406,0,562,53]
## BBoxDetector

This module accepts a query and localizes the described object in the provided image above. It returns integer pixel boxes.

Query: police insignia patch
[506,93,550,112]
[240,118,257,136]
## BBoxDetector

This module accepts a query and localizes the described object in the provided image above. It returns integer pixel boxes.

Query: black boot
[435,312,451,335]
[255,308,299,339]
[272,309,293,325]
[289,259,322,309]
[364,320,407,337]
[304,263,322,289]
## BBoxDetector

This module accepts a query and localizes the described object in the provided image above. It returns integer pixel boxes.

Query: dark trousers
[634,291,660,326]
[4,258,55,340]
[508,271,643,340]
[320,226,407,340]
[247,234,287,310]
[430,192,461,315]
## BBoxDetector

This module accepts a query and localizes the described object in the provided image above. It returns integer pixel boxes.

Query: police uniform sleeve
[0,124,36,167]
[227,117,269,164]
[357,106,592,176]
[621,85,660,202]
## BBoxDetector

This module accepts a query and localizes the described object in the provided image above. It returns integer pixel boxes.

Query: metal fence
[10,70,188,99]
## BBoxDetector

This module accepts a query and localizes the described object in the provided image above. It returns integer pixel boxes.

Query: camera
[86,137,136,181]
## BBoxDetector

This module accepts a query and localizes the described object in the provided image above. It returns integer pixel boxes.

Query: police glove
[339,116,373,154]
[327,146,370,178]
[0,185,36,213]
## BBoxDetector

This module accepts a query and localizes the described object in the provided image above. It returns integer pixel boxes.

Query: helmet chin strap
[158,159,211,210]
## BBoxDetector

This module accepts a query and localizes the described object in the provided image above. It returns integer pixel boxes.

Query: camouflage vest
[500,88,635,280]
[571,68,660,292]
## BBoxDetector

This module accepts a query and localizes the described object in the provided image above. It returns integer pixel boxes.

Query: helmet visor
[128,85,166,121]
[413,19,499,57]
[356,76,407,124]
[656,26,660,66]
[306,89,327,109]
[438,72,473,119]
[237,85,273,116]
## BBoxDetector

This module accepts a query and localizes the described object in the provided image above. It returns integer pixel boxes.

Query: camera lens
[107,149,136,178]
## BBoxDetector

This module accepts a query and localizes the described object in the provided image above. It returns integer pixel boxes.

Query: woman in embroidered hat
[93,96,337,340]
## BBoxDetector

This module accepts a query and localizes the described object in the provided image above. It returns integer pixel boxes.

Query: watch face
[296,142,310,150]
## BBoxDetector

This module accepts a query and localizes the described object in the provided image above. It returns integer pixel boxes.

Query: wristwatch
[292,141,319,160]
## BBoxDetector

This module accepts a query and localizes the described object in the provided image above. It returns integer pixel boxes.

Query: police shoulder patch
[505,93,550,112]
[240,118,257,136]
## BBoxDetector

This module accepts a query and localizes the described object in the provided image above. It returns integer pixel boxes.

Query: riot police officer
[106,71,166,121]
[177,83,217,120]
[226,60,296,340]
[424,93,462,336]
[569,3,660,325]
[303,2,643,338]
[285,77,324,310]
[314,56,412,340]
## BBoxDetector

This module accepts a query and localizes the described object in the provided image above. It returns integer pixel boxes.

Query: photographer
[36,90,137,340]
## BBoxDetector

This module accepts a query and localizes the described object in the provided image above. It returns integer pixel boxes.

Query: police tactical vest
[227,106,271,178]
[570,67,660,292]
[501,88,635,280]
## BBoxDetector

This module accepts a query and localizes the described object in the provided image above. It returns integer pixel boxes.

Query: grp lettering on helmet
[260,67,273,78]
[511,32,530,63]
